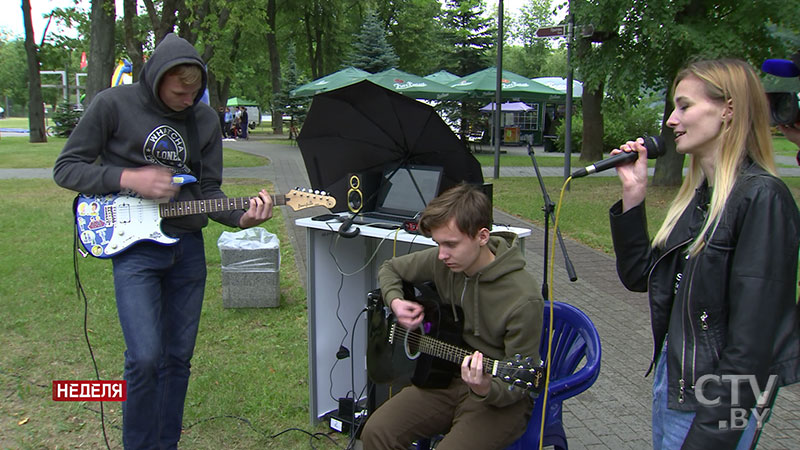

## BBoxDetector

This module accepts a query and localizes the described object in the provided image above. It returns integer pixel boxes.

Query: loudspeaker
[346,172,381,214]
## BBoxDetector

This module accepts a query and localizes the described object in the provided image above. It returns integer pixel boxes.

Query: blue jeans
[652,343,758,449]
[112,232,207,450]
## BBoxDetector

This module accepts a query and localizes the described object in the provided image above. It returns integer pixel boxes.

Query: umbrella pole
[526,138,577,298]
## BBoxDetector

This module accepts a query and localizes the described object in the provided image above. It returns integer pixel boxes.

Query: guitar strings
[392,326,496,372]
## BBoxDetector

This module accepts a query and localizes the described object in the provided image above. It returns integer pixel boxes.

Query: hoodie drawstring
[460,274,483,337]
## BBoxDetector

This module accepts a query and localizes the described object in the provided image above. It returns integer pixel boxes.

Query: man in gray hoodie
[361,183,543,449]
[53,33,273,449]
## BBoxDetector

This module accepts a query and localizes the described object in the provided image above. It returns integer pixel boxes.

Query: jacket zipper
[681,201,712,403]
[679,257,695,404]
[647,238,692,282]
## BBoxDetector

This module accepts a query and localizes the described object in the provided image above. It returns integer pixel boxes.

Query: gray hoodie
[53,33,243,234]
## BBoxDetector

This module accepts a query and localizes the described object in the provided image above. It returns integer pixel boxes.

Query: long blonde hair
[652,59,777,254]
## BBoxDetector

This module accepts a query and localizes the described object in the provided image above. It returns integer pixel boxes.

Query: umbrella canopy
[227,97,259,106]
[424,70,462,85]
[290,67,370,98]
[531,77,584,98]
[761,73,800,92]
[367,68,464,100]
[451,67,564,102]
[480,101,533,112]
[297,80,483,212]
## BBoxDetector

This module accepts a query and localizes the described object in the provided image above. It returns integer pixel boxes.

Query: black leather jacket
[609,161,800,449]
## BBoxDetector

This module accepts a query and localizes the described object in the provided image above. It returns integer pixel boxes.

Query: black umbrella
[297,80,483,213]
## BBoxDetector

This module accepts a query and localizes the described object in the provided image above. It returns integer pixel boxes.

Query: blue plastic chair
[505,301,602,450]
[415,301,602,450]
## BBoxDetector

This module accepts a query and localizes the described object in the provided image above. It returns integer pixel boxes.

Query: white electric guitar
[75,175,335,258]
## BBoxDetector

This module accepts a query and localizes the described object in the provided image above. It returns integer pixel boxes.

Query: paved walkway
[222,136,800,450]
[7,136,799,449]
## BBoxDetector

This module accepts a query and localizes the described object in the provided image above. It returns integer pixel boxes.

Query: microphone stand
[527,139,577,300]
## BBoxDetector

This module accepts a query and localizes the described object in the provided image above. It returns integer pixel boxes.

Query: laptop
[355,164,443,226]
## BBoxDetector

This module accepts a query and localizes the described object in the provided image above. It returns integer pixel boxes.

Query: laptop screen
[375,165,443,216]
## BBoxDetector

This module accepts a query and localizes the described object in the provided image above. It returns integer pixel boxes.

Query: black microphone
[571,135,666,178]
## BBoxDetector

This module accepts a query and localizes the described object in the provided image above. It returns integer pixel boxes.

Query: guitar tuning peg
[507,385,514,391]
[525,356,532,362]
[321,190,327,195]
[514,353,521,360]
[294,186,300,190]
[314,190,320,195]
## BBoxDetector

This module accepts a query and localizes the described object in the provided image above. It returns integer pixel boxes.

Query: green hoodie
[379,231,543,408]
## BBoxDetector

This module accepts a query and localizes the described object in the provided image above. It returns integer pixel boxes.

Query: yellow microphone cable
[539,175,573,450]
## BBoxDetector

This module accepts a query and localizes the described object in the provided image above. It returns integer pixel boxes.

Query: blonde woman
[609,59,800,449]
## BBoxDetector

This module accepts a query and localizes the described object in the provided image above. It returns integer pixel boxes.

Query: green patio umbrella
[227,97,259,107]
[761,73,800,93]
[367,68,464,100]
[289,67,370,98]
[424,70,461,85]
[450,67,564,102]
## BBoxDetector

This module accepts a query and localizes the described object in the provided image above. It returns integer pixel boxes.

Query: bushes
[556,96,662,154]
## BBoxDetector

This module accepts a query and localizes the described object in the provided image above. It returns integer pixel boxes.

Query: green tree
[502,0,555,77]
[573,0,800,185]
[289,0,359,79]
[378,0,444,75]
[0,39,29,115]
[280,42,309,137]
[439,0,495,76]
[344,9,399,73]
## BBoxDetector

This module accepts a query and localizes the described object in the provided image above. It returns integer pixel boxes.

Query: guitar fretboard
[159,195,287,218]
[391,325,497,373]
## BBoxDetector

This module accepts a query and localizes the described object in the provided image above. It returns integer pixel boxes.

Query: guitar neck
[395,327,497,373]
[159,195,286,218]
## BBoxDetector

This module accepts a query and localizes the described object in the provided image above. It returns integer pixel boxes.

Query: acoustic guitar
[389,282,543,394]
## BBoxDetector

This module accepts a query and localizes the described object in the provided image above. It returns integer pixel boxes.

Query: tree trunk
[652,100,683,186]
[85,0,116,105]
[122,0,144,83]
[580,83,604,162]
[22,0,46,143]
[304,12,319,79]
[266,0,283,134]
[143,0,181,42]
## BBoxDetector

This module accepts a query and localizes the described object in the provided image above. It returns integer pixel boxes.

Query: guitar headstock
[284,188,336,211]
[496,354,544,394]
